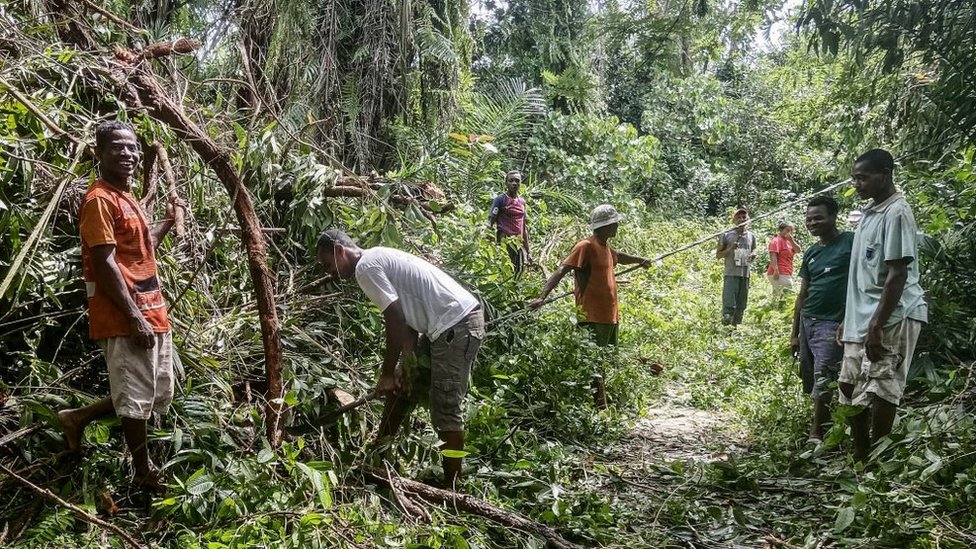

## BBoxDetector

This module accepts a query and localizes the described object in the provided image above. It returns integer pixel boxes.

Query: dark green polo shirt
[798,231,854,322]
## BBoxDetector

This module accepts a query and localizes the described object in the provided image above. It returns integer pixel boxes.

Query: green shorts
[580,322,618,347]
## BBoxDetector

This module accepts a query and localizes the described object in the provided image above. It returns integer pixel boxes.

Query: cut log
[327,388,356,407]
[363,468,582,549]
[324,186,366,198]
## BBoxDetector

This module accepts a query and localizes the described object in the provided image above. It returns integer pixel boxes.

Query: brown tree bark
[153,142,185,241]
[107,50,285,446]
[139,137,158,211]
[45,0,95,50]
[235,0,278,112]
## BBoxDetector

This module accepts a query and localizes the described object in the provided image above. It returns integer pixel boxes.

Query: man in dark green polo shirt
[790,195,854,442]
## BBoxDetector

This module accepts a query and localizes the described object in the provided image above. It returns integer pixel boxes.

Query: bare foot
[132,469,167,494]
[57,409,84,455]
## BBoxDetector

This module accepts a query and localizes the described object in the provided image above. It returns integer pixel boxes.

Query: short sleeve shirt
[563,236,619,324]
[489,193,526,238]
[80,180,169,340]
[719,230,756,278]
[798,231,854,322]
[842,193,928,343]
[766,235,796,276]
[355,247,479,340]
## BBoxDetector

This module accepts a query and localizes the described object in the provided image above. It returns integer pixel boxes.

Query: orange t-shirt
[79,179,170,339]
[564,236,619,324]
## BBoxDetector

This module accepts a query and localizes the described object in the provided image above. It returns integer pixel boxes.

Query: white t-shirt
[355,247,479,340]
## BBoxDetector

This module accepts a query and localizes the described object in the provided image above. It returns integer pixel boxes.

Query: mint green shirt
[842,192,928,343]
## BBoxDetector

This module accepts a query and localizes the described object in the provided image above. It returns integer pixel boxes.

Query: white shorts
[766,274,793,288]
[102,332,175,420]
[839,319,922,407]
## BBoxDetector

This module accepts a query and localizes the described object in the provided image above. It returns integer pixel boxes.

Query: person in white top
[316,229,485,487]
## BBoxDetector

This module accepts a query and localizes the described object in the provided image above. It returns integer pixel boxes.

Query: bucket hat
[590,204,623,231]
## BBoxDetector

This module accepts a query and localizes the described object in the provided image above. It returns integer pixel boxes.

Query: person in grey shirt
[838,149,927,462]
[716,207,757,326]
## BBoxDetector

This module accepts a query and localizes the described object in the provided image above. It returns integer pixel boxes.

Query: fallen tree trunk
[363,468,582,549]
[107,44,285,446]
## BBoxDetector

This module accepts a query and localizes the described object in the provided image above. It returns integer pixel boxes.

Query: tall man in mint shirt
[838,149,928,462]
[791,195,854,442]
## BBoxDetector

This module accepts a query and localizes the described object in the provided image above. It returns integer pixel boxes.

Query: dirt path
[627,403,741,464]
[611,388,744,468]
[594,391,786,548]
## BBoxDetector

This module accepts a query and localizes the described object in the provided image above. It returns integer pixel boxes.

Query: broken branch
[0,77,91,154]
[0,464,148,549]
[153,142,185,240]
[363,468,582,549]
[0,425,40,447]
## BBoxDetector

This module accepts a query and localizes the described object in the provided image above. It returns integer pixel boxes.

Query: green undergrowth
[4,210,974,548]
[588,219,976,548]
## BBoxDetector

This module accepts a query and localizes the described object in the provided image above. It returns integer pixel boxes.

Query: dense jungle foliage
[1,0,974,547]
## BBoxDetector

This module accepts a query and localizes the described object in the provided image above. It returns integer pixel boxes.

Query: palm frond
[465,78,547,146]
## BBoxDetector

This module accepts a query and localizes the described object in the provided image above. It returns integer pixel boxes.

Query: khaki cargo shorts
[102,332,175,420]
[404,308,485,432]
[839,319,922,407]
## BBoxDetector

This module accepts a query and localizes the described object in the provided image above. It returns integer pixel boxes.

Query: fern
[339,76,361,129]
[417,25,459,67]
[20,509,74,546]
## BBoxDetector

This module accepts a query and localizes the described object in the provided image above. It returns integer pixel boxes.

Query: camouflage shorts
[401,308,485,432]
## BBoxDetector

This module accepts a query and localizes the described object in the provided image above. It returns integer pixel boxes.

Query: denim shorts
[798,317,843,402]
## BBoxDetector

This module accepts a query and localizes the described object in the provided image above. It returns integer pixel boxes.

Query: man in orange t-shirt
[530,204,650,407]
[57,121,185,491]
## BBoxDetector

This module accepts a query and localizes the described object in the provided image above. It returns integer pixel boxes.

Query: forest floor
[592,370,833,549]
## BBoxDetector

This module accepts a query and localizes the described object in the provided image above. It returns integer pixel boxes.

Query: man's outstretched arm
[530,264,574,308]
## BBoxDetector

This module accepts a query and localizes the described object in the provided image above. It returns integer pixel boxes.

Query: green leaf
[187,475,215,496]
[732,506,747,526]
[86,422,110,445]
[257,448,276,464]
[441,449,470,458]
[296,462,332,509]
[834,507,855,532]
